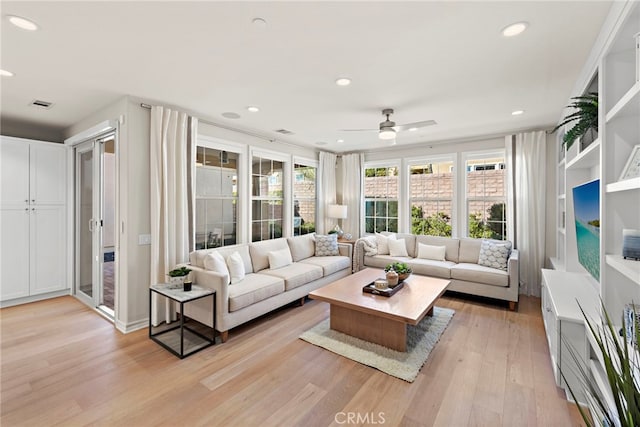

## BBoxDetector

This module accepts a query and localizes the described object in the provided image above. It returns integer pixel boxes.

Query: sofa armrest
[338,242,352,258]
[508,249,519,289]
[354,239,366,271]
[191,266,230,316]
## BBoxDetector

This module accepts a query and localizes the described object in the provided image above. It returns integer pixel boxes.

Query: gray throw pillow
[478,240,510,271]
[315,234,339,256]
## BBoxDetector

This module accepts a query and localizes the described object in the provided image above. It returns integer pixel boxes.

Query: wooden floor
[1,294,585,426]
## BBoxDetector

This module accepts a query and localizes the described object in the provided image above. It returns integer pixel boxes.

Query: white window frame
[461,149,507,239]
[292,156,318,236]
[362,159,402,236]
[406,154,457,237]
[195,135,248,247]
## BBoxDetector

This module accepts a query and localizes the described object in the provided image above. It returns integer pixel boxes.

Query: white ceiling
[1,1,611,152]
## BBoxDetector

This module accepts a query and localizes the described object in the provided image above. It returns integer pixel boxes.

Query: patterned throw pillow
[478,240,510,271]
[315,234,339,256]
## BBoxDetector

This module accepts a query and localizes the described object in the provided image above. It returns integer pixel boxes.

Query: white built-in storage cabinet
[546,1,640,420]
[0,136,69,305]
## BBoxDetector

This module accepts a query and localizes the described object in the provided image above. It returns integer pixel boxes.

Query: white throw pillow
[417,243,447,261]
[226,251,245,284]
[375,233,396,255]
[315,234,339,256]
[388,239,409,257]
[203,252,230,283]
[268,247,293,269]
[478,240,510,271]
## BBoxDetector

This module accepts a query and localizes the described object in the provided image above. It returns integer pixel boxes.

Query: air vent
[29,99,53,109]
[274,129,294,135]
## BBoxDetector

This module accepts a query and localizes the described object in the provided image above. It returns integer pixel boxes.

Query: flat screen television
[572,178,600,281]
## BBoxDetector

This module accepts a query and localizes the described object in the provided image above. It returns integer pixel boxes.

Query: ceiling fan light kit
[379,128,396,140]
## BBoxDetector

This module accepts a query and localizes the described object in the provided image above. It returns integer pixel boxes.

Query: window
[409,160,454,237]
[364,165,399,233]
[251,155,284,241]
[293,163,316,235]
[466,154,507,240]
[195,147,238,249]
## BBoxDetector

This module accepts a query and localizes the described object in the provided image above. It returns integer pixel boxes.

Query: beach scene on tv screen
[573,179,600,281]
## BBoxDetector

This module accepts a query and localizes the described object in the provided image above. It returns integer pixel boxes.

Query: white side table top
[151,283,214,302]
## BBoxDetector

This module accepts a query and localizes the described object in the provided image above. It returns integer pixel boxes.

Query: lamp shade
[328,204,348,219]
[379,128,396,140]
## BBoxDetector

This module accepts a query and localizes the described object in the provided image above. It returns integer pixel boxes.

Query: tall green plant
[561,302,640,427]
[551,92,598,150]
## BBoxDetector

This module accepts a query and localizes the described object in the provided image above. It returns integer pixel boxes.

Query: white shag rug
[299,307,455,382]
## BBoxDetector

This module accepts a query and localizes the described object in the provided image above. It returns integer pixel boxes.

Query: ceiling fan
[341,109,437,140]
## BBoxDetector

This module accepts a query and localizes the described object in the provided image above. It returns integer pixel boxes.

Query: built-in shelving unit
[548,1,639,423]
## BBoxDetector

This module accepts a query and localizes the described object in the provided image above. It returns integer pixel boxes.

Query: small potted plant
[168,266,192,291]
[384,262,412,283]
[550,92,598,151]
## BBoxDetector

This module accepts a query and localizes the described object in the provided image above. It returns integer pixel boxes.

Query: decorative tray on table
[362,279,405,297]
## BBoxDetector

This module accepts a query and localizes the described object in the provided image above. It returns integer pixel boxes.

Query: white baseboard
[115,318,148,334]
[0,289,71,308]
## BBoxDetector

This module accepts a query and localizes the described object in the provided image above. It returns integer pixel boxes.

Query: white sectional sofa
[354,234,519,310]
[184,234,352,342]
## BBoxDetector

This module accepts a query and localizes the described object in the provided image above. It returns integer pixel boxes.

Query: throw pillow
[226,251,246,284]
[362,235,378,256]
[203,252,230,284]
[315,234,339,256]
[417,243,446,261]
[478,240,510,271]
[268,247,293,269]
[375,232,396,255]
[388,239,409,257]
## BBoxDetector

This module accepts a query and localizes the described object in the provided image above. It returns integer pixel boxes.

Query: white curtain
[507,130,546,297]
[150,106,197,325]
[341,153,363,238]
[317,151,337,234]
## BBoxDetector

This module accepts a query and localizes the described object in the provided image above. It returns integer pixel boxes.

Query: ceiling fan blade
[396,120,437,131]
[339,128,377,132]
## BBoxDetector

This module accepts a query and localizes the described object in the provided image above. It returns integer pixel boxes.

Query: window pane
[252,155,286,241]
[293,164,316,236]
[466,156,507,240]
[363,165,399,234]
[409,159,453,236]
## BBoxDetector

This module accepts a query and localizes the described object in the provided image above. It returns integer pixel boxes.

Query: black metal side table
[149,283,216,358]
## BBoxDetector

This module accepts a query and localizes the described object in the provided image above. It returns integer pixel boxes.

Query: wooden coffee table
[309,268,450,352]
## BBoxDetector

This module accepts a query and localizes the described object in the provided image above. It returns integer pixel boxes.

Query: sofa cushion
[226,251,246,284]
[451,263,509,287]
[203,252,230,284]
[478,240,510,271]
[228,273,285,312]
[260,263,323,291]
[417,243,446,261]
[395,233,417,257]
[287,234,316,262]
[315,234,339,256]
[415,235,460,263]
[249,238,290,272]
[268,247,293,270]
[300,256,351,276]
[408,258,455,279]
[190,246,254,273]
[375,233,396,255]
[459,238,482,264]
[388,239,409,257]
[364,255,413,271]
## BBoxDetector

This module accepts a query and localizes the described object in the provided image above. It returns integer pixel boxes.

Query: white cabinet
[541,269,599,405]
[0,136,69,303]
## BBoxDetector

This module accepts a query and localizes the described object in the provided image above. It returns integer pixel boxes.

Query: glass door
[75,133,116,317]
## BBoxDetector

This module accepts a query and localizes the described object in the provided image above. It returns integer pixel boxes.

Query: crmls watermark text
[334,412,386,424]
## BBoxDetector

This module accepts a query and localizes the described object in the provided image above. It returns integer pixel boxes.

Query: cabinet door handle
[89,219,95,232]
[31,199,35,203]
[25,199,29,203]
[546,307,551,313]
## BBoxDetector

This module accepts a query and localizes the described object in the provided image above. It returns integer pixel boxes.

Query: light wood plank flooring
[1,294,585,426]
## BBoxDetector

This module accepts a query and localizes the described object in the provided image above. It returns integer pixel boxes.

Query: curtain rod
[140,102,280,144]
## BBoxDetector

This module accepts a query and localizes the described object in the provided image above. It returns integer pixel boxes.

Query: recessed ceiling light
[252,18,267,28]
[337,139,344,143]
[316,141,328,146]
[335,77,351,86]
[408,127,418,132]
[511,110,525,116]
[222,112,241,119]
[0,69,14,77]
[7,15,39,31]
[247,106,260,113]
[502,22,528,37]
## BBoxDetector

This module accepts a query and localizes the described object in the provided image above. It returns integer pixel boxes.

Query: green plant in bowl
[384,262,412,282]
